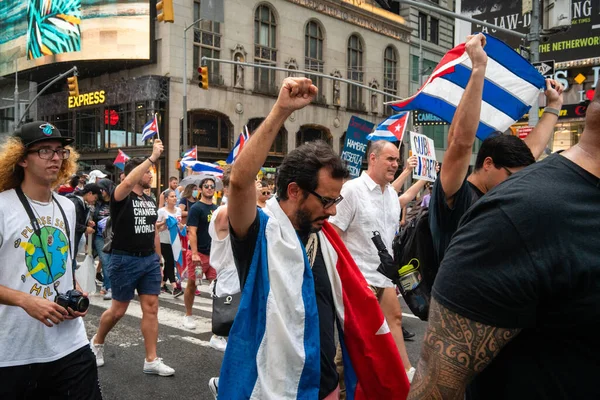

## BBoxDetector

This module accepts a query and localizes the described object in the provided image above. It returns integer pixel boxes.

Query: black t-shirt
[110,191,157,253]
[187,201,217,255]
[231,212,338,399]
[433,154,600,399]
[429,174,483,265]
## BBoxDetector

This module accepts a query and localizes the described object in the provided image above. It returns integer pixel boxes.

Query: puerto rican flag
[226,126,250,164]
[182,146,197,161]
[113,149,130,171]
[388,34,546,140]
[367,112,409,142]
[219,199,409,400]
[141,114,159,141]
[180,160,223,177]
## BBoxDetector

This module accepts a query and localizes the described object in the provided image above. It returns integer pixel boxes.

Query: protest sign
[340,116,374,178]
[410,131,437,182]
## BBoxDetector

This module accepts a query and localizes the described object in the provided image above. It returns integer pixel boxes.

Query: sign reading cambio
[410,131,438,183]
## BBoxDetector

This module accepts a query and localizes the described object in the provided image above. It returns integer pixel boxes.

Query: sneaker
[103,289,112,300]
[209,335,227,352]
[90,334,105,367]
[208,377,219,399]
[195,289,201,296]
[161,285,173,295]
[182,315,196,330]
[403,327,415,340]
[143,357,175,377]
[407,367,416,383]
[172,288,183,297]
[95,272,104,284]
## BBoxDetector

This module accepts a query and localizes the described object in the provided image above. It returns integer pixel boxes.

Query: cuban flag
[166,215,185,268]
[113,149,130,170]
[219,199,409,400]
[182,147,197,161]
[180,160,223,177]
[141,114,159,141]
[367,112,409,142]
[226,126,250,164]
[389,34,546,140]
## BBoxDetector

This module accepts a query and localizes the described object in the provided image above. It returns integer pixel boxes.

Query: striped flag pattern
[389,34,546,140]
[226,126,250,164]
[166,215,184,268]
[182,146,197,161]
[180,160,223,177]
[113,149,130,170]
[367,112,409,142]
[141,114,159,141]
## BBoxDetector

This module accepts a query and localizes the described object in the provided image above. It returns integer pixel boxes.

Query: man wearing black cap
[0,121,102,398]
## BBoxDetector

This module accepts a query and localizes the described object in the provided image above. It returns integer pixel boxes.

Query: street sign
[533,60,555,77]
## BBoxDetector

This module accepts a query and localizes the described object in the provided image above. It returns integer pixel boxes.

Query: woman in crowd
[178,184,198,225]
[94,179,114,300]
[156,190,183,296]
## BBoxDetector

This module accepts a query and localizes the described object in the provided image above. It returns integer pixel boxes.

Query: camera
[55,289,89,313]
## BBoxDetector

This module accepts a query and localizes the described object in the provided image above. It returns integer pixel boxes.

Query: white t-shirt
[329,172,400,288]
[208,206,240,297]
[0,190,88,367]
[157,207,182,244]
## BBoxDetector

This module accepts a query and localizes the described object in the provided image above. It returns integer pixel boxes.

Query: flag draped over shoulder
[218,198,409,400]
[389,34,546,140]
[166,215,185,268]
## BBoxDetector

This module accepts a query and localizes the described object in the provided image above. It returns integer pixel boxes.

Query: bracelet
[544,107,561,117]
[147,157,156,165]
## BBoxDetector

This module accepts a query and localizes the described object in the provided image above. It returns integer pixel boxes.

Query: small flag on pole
[182,146,197,161]
[226,126,250,164]
[113,149,131,170]
[367,112,410,142]
[141,114,159,141]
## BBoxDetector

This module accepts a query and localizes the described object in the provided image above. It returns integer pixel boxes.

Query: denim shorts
[108,252,161,302]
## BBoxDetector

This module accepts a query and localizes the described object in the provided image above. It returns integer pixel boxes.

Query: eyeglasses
[261,191,271,196]
[203,184,215,189]
[501,166,513,176]
[308,190,343,209]
[27,148,70,160]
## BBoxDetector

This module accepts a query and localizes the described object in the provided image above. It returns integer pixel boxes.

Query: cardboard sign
[410,131,437,182]
[341,116,375,178]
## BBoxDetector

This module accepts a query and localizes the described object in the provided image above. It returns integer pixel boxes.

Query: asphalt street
[84,282,427,400]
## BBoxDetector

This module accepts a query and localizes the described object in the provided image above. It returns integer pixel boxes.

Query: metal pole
[182,17,204,153]
[418,17,423,86]
[528,0,541,127]
[201,57,405,100]
[14,60,19,126]
[395,0,527,39]
[18,66,78,126]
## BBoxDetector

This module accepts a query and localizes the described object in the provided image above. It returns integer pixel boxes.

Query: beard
[140,180,152,189]
[295,208,327,236]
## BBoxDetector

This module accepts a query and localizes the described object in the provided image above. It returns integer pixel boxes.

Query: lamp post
[182,18,203,152]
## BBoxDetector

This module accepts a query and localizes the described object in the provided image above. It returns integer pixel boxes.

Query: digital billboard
[0,0,150,76]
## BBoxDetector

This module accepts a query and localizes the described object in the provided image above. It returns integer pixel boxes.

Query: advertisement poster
[458,0,600,63]
[410,131,438,182]
[0,0,151,76]
[340,116,375,179]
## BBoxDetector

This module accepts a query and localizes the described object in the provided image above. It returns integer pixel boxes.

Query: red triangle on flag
[386,114,408,141]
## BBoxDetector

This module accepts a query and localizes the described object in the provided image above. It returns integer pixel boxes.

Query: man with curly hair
[0,121,102,398]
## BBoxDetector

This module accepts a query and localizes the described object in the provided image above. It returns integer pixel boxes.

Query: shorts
[108,252,162,302]
[186,251,216,281]
[0,345,102,399]
[368,285,385,301]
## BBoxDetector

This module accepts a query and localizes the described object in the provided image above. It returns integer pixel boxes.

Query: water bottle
[398,258,421,293]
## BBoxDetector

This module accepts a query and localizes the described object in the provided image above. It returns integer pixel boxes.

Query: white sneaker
[103,289,112,300]
[182,315,196,330]
[407,367,416,383]
[90,334,105,367]
[209,334,227,352]
[208,377,219,399]
[143,357,175,377]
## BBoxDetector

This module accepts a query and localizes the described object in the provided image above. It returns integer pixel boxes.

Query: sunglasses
[261,191,271,196]
[308,190,343,209]
[203,184,215,189]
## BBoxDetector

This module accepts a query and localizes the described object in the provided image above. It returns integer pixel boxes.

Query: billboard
[0,0,151,76]
[457,0,600,63]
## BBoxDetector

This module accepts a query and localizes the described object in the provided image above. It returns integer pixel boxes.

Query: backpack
[392,207,437,321]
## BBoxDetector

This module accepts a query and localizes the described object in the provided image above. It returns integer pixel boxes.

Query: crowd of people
[0,33,598,400]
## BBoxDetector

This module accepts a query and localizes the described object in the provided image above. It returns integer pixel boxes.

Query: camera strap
[15,186,76,291]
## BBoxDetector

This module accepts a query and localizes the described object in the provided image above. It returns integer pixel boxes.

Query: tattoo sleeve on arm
[408,299,521,400]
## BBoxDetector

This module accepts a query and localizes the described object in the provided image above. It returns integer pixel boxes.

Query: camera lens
[76,296,90,313]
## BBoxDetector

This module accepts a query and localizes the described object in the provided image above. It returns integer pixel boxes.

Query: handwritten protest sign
[410,131,437,182]
[341,116,375,178]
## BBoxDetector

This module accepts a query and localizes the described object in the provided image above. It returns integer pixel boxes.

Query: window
[305,20,324,100]
[296,125,332,147]
[383,46,398,116]
[419,13,427,41]
[194,1,221,85]
[189,111,232,150]
[347,34,364,110]
[248,117,287,154]
[422,125,446,149]
[254,4,277,94]
[430,17,439,45]
[411,55,438,83]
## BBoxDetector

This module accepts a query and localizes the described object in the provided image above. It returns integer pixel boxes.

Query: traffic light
[198,66,209,90]
[156,0,174,23]
[67,76,79,97]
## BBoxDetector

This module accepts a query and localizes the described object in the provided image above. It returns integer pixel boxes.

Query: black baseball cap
[13,121,74,148]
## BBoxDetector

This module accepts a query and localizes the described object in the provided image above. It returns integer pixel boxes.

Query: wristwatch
[543,107,561,117]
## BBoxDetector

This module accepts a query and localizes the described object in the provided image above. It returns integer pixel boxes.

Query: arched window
[247,117,287,154]
[254,4,277,94]
[383,46,398,116]
[188,110,233,151]
[347,35,364,111]
[305,20,324,98]
[296,125,332,148]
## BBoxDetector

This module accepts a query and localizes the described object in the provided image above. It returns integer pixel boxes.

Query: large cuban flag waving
[389,33,546,140]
